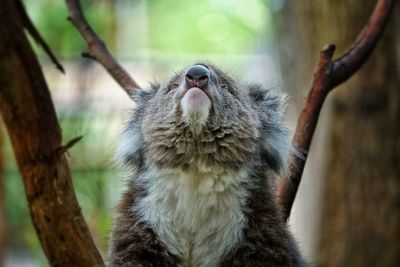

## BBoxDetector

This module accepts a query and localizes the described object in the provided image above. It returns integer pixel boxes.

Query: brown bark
[318,1,400,266]
[0,0,104,266]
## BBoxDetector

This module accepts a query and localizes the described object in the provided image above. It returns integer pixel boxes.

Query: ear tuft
[115,84,159,170]
[248,84,291,174]
[129,84,159,104]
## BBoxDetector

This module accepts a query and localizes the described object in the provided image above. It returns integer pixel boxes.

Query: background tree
[317,2,400,267]
[277,1,400,266]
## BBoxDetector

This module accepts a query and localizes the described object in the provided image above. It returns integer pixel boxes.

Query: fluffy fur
[109,63,306,267]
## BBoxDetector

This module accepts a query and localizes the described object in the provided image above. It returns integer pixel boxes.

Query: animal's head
[116,63,290,173]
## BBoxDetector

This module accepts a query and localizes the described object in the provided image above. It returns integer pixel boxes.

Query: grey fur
[110,63,307,267]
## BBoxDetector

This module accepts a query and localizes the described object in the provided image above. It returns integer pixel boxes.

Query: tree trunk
[318,2,400,267]
[0,0,104,266]
[276,1,400,265]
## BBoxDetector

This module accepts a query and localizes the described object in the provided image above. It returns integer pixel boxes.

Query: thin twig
[55,136,83,156]
[277,0,396,221]
[15,0,65,73]
[65,0,140,94]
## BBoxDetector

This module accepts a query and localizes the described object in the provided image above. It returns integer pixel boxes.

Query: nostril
[185,74,194,81]
[198,75,208,82]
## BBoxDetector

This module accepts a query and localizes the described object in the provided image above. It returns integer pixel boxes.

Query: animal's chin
[180,87,211,132]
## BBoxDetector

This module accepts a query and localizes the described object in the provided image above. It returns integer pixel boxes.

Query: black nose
[185,65,210,89]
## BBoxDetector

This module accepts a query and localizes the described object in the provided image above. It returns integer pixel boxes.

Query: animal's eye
[220,84,228,91]
[169,83,180,92]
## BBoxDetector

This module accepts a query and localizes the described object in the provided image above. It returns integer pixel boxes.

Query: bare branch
[332,0,395,88]
[277,0,396,221]
[15,0,65,73]
[65,0,140,94]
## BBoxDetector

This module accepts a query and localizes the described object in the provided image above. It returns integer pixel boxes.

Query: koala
[109,63,307,267]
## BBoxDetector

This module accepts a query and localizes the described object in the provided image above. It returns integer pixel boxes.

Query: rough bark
[318,2,400,266]
[0,0,104,266]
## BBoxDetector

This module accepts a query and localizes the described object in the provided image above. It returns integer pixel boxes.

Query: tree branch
[14,0,65,74]
[331,0,395,88]
[0,0,104,266]
[277,0,396,221]
[65,0,140,94]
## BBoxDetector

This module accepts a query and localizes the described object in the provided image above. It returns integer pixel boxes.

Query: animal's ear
[248,84,287,113]
[114,119,145,171]
[248,84,291,174]
[129,83,159,104]
[248,84,267,102]
[115,84,159,170]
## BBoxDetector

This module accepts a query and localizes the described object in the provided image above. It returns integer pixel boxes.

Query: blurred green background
[26,0,274,56]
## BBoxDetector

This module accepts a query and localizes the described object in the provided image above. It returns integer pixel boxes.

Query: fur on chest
[133,165,250,267]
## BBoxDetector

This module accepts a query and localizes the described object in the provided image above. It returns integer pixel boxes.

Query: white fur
[134,163,250,267]
[180,92,211,134]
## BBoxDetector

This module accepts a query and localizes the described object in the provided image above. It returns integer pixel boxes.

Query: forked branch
[276,0,395,221]
[65,0,140,94]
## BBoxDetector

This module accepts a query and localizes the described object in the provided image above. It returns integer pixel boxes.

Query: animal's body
[109,63,307,267]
